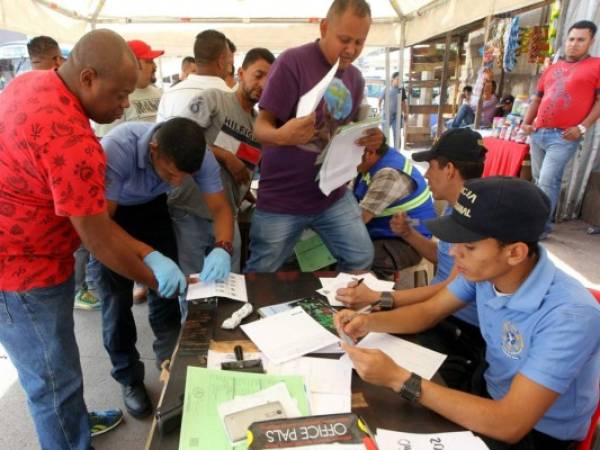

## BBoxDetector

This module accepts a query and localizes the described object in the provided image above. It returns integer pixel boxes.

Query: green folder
[179,367,310,450]
[293,229,337,272]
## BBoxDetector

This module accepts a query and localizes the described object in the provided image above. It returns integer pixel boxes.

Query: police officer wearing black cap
[336,177,600,449]
[338,128,488,392]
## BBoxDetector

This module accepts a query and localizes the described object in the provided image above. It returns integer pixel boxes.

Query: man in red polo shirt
[523,20,600,236]
[0,29,185,450]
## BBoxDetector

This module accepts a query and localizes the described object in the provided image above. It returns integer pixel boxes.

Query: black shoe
[122,383,152,418]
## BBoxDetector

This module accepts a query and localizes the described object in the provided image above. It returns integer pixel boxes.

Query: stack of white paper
[340,332,447,380]
[296,59,339,117]
[241,307,340,364]
[317,272,395,307]
[317,118,380,196]
[186,273,248,302]
[376,429,490,450]
[267,357,352,415]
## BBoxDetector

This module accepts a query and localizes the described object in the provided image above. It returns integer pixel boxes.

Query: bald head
[58,29,139,124]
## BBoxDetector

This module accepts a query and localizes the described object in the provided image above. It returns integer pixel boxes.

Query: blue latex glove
[143,251,187,298]
[200,248,231,282]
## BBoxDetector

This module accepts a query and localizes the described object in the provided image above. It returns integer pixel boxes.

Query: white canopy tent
[0,0,543,54]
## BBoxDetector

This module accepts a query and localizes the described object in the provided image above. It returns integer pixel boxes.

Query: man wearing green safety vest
[353,143,436,279]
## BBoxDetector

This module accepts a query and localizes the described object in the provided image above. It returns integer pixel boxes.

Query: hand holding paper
[355,126,385,152]
[342,343,408,391]
[278,112,316,146]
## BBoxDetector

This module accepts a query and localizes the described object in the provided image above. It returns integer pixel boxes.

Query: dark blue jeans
[0,277,91,449]
[97,195,181,386]
[451,104,475,128]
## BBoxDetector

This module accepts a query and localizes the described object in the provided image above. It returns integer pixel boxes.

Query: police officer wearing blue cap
[336,177,600,449]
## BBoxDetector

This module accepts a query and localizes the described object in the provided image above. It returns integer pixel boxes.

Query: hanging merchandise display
[503,16,521,72]
[548,0,561,55]
[528,25,550,64]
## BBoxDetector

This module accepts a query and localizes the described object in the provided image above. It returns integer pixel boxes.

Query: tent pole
[384,47,391,143]
[395,19,405,150]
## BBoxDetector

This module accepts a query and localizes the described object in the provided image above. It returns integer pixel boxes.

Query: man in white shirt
[156,30,237,317]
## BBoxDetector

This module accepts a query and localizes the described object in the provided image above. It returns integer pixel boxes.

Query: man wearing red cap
[94,39,164,138]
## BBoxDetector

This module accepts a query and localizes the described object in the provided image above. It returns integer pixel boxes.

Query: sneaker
[74,288,101,310]
[133,285,148,305]
[89,408,123,437]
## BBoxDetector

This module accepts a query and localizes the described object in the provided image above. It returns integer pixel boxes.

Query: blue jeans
[451,104,475,128]
[170,208,241,319]
[245,189,374,272]
[530,128,581,231]
[0,277,91,450]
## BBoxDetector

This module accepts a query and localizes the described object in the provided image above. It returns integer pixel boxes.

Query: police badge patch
[501,321,524,359]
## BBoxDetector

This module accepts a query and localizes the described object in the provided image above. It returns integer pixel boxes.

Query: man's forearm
[76,217,157,288]
[366,301,443,334]
[403,230,438,263]
[254,114,283,146]
[523,96,541,125]
[581,96,600,129]
[212,203,235,243]
[391,281,448,307]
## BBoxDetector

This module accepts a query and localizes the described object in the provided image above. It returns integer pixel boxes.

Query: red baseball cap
[127,40,164,60]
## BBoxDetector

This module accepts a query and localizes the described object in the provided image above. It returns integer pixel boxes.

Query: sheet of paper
[241,307,340,364]
[266,357,351,395]
[318,273,395,307]
[376,429,490,450]
[340,332,447,380]
[296,59,339,117]
[179,367,309,450]
[309,392,352,415]
[206,349,266,370]
[317,118,380,196]
[186,272,248,302]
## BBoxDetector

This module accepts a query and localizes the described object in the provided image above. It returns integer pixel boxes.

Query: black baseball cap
[425,177,551,243]
[412,128,487,163]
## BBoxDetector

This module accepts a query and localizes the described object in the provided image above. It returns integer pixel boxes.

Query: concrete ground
[0,220,598,449]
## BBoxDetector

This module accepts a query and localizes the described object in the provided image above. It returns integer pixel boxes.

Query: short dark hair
[226,38,237,53]
[27,35,59,59]
[435,155,484,180]
[194,30,227,66]
[241,47,275,69]
[326,0,371,21]
[568,20,597,37]
[154,118,206,173]
[181,56,195,69]
[463,85,473,93]
[391,71,399,80]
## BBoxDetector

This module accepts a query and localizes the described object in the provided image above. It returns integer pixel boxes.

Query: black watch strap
[399,372,422,403]
[376,291,394,310]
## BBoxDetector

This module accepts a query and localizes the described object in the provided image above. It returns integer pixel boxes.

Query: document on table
[241,307,340,364]
[179,367,309,450]
[318,272,395,307]
[266,356,352,415]
[186,273,248,302]
[296,59,339,117]
[340,332,447,380]
[376,429,490,450]
[317,117,381,196]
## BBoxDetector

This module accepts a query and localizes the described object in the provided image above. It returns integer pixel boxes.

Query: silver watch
[577,124,587,135]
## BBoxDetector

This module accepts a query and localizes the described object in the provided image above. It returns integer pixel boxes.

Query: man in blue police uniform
[352,143,436,279]
[99,117,234,418]
[343,128,488,391]
[337,177,600,449]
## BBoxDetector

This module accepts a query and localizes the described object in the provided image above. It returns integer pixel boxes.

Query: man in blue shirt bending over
[337,177,600,449]
[99,117,233,418]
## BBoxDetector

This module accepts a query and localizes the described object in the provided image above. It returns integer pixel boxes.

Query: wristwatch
[374,291,394,310]
[399,372,422,403]
[577,124,587,135]
[213,240,234,256]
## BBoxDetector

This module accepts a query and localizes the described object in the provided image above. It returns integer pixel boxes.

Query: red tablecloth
[482,137,530,177]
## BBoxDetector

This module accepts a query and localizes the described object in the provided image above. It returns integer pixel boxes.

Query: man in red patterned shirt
[0,29,185,450]
[522,20,600,236]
